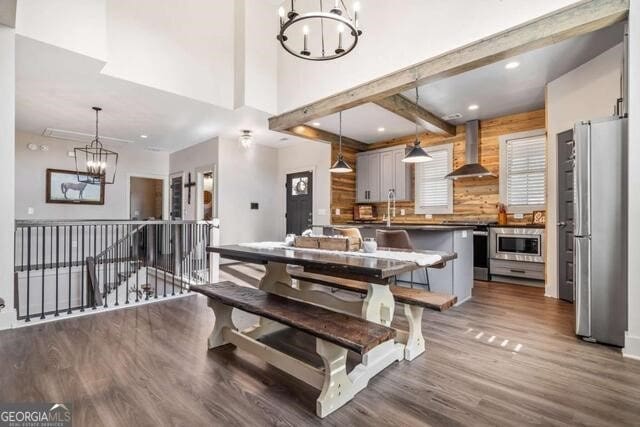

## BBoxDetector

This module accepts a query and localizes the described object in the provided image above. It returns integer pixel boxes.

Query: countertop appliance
[442,220,495,280]
[490,227,545,264]
[574,117,627,347]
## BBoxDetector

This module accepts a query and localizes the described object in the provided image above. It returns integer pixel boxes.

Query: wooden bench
[289,270,457,312]
[191,281,397,418]
[288,269,457,361]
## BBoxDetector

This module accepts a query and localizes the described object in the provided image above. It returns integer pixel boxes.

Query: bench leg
[316,339,354,418]
[361,283,395,326]
[207,300,236,349]
[402,303,425,361]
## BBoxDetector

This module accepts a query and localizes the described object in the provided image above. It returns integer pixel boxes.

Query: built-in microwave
[490,227,545,263]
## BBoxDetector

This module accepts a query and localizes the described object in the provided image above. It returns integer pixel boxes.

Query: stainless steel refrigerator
[574,117,627,347]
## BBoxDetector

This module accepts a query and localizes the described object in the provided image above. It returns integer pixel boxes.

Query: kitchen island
[313,223,474,305]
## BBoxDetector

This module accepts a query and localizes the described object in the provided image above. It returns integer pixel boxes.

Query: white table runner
[239,242,443,267]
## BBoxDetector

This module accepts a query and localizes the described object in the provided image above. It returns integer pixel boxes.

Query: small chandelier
[74,107,119,184]
[277,0,362,61]
[239,130,253,148]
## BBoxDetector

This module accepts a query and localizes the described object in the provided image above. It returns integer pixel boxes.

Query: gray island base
[315,224,474,305]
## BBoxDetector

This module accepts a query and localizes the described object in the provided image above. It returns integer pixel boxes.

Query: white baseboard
[0,308,17,330]
[623,332,640,360]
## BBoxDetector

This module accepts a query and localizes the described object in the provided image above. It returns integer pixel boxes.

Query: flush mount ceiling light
[505,61,520,69]
[140,134,148,139]
[74,107,118,185]
[403,86,433,164]
[239,130,253,148]
[329,111,353,173]
[312,122,321,126]
[468,104,479,111]
[377,127,385,132]
[277,0,362,61]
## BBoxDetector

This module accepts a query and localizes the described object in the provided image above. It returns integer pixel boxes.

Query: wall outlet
[400,209,406,216]
[425,214,433,219]
[335,208,341,216]
[250,202,259,210]
[461,230,468,238]
[514,213,524,219]
[27,207,34,215]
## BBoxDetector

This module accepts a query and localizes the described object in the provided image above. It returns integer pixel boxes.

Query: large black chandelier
[277,0,362,61]
[74,107,118,185]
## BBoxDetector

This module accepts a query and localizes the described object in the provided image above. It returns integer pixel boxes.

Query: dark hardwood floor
[1,263,639,426]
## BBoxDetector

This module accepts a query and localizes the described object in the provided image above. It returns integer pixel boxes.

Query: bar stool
[333,227,364,249]
[375,229,431,291]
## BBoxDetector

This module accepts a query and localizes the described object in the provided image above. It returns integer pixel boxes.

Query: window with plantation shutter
[499,130,546,213]
[414,143,453,214]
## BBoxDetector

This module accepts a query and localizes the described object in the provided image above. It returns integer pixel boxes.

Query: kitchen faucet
[386,189,396,227]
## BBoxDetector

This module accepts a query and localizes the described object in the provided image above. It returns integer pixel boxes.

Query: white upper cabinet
[356,147,411,203]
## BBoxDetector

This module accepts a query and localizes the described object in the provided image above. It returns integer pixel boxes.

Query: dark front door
[286,171,313,235]
[557,130,575,302]
[170,175,183,220]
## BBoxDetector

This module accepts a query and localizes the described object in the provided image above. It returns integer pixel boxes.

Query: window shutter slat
[505,135,546,207]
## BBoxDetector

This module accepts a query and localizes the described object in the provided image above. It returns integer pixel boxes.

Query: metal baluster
[115,225,119,306]
[135,225,140,303]
[126,224,130,304]
[67,226,72,314]
[40,226,46,319]
[104,225,108,308]
[171,223,175,295]
[154,224,158,299]
[93,224,97,309]
[80,225,85,312]
[55,226,59,316]
[163,224,167,298]
[25,227,31,322]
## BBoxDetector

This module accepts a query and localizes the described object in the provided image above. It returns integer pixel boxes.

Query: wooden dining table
[206,244,457,396]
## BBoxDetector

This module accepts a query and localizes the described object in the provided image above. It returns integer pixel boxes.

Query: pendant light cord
[338,111,343,155]
[414,86,419,146]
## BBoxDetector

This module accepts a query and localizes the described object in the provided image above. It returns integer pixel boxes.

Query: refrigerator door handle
[574,236,591,338]
[573,124,591,237]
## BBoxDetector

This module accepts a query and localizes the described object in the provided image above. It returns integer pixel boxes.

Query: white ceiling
[15,36,307,152]
[306,103,416,143]
[309,22,624,143]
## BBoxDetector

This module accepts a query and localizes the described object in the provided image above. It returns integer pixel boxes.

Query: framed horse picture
[46,169,105,205]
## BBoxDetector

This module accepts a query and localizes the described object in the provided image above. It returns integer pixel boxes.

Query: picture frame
[46,168,105,205]
[532,210,546,225]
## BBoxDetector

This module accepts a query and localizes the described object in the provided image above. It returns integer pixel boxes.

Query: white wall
[276,0,581,112]
[545,44,623,298]
[0,23,16,328]
[102,0,235,108]
[217,138,280,245]
[169,137,219,221]
[15,132,169,220]
[277,141,331,238]
[15,0,107,60]
[625,0,640,360]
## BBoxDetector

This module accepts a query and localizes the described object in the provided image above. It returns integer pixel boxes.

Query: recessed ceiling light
[377,127,385,132]
[312,122,321,126]
[140,134,148,139]
[505,61,520,69]
[468,104,479,111]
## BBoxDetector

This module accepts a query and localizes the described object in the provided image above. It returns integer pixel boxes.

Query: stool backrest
[375,229,414,250]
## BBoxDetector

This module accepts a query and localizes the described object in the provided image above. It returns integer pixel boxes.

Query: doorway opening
[129,177,164,220]
[286,171,313,235]
[197,168,216,221]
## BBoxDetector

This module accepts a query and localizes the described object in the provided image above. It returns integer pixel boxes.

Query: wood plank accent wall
[330,109,546,225]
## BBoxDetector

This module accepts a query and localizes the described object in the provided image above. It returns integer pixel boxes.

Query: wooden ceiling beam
[374,94,456,136]
[269,0,628,131]
[283,125,368,151]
